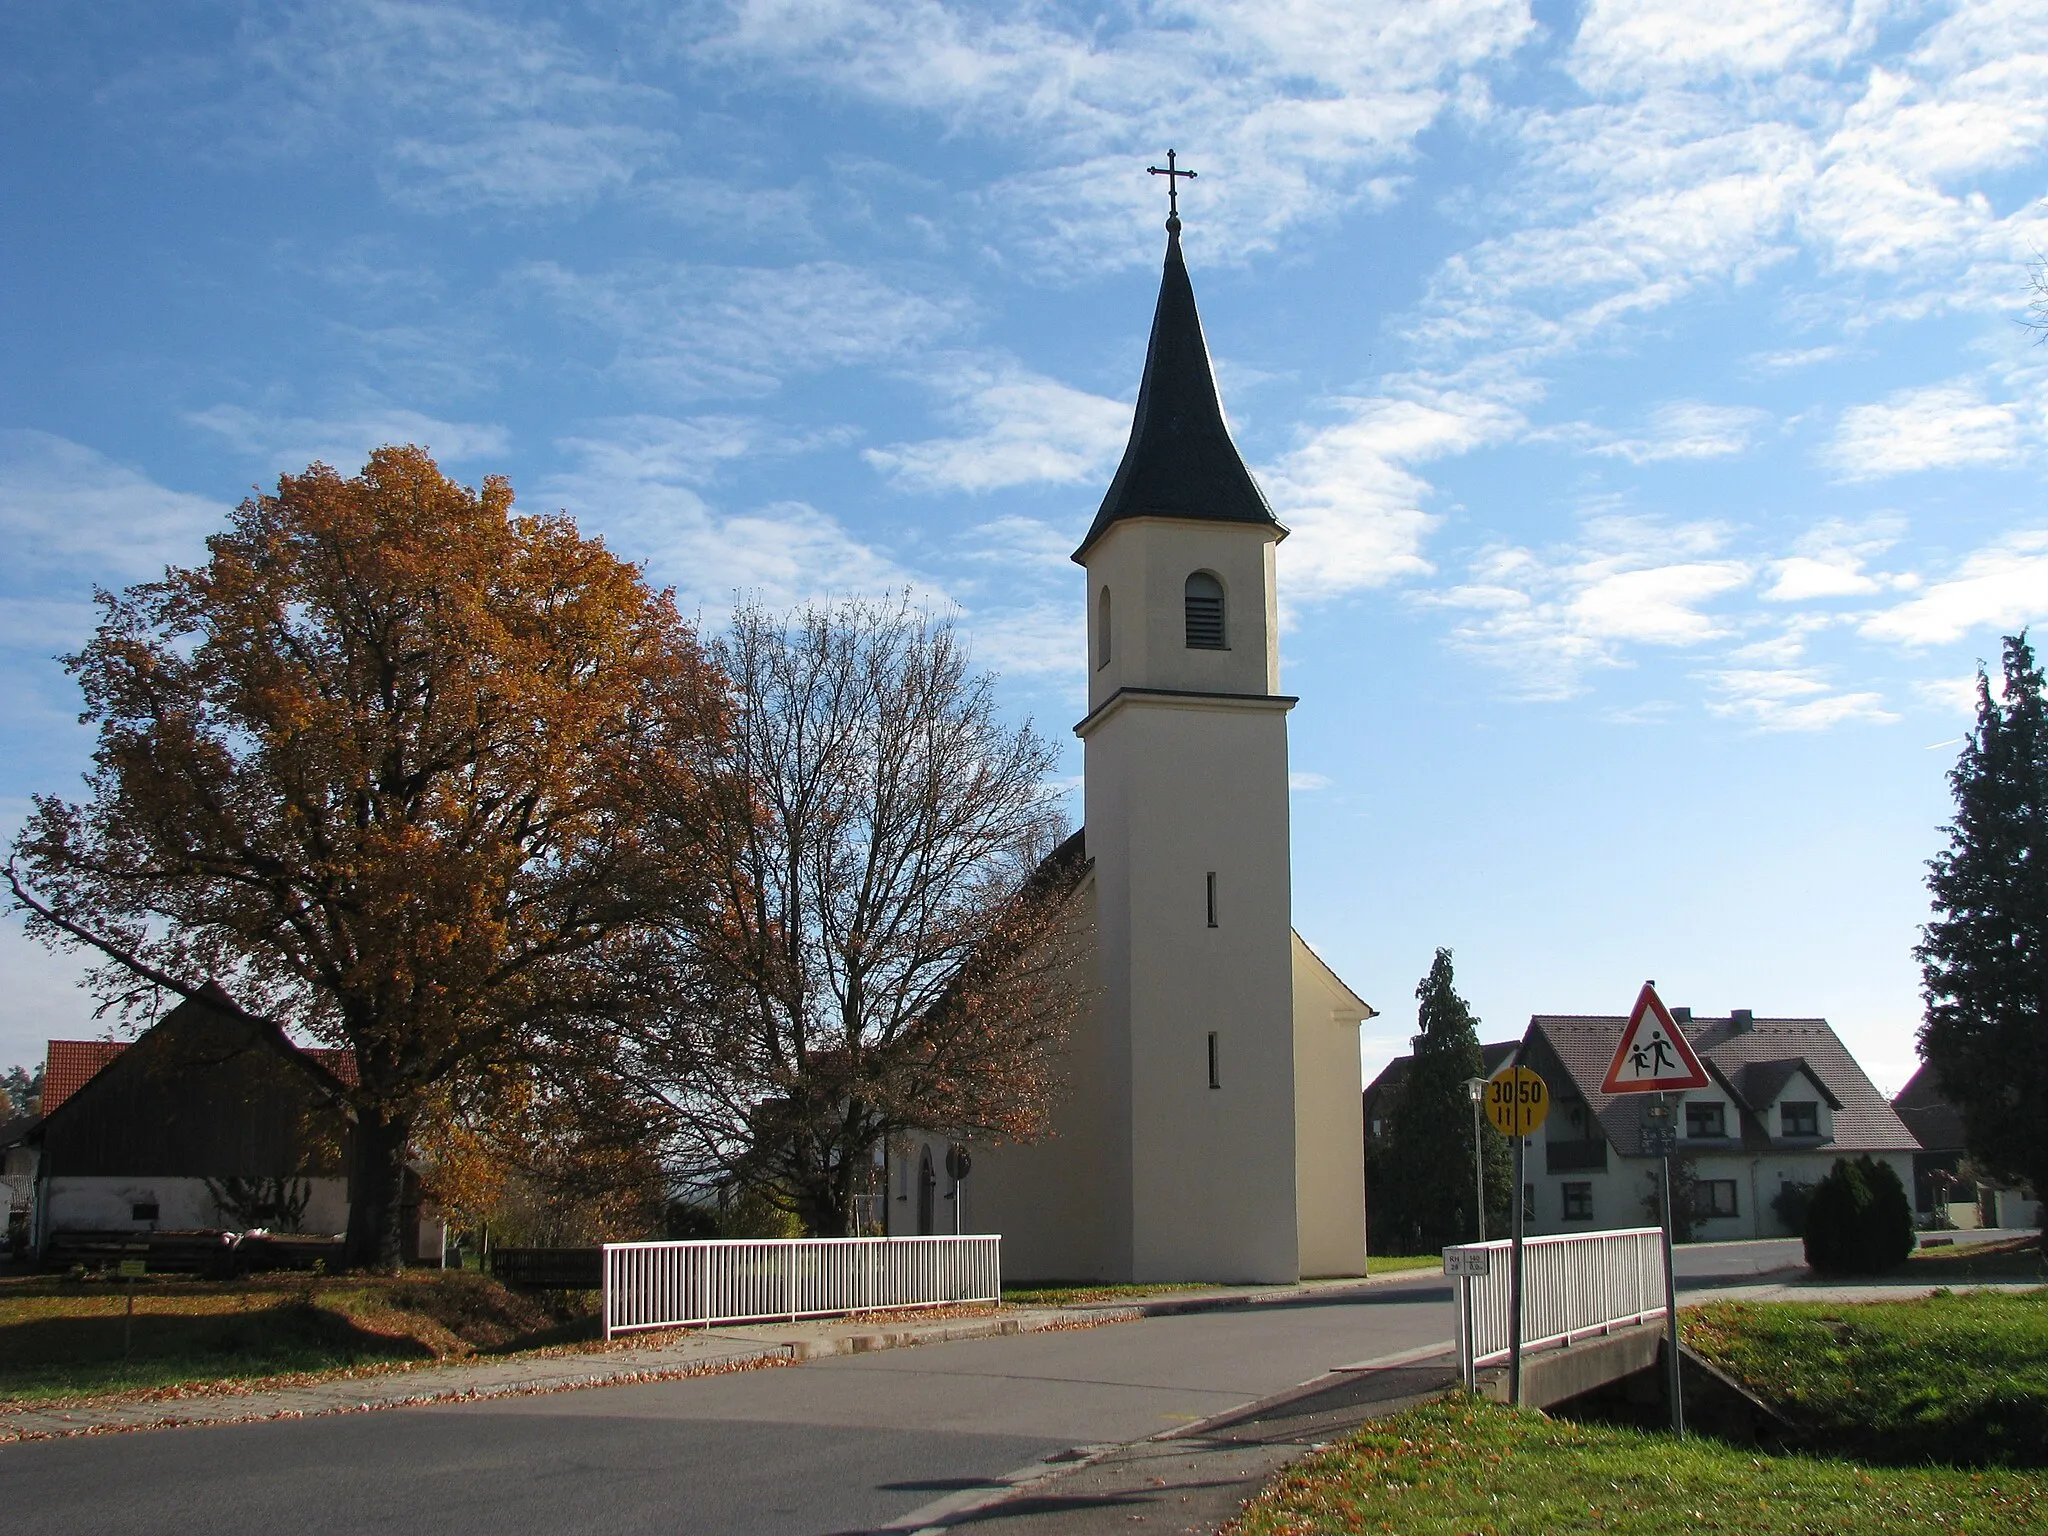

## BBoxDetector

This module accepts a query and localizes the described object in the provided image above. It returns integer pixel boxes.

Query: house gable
[36,993,354,1181]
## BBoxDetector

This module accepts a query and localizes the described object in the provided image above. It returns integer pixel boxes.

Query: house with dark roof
[1893,1064,2042,1230]
[14,988,360,1254]
[1514,1008,1917,1240]
[1363,1041,1519,1146]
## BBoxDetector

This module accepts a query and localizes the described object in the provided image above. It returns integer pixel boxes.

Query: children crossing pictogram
[1599,981,1710,1094]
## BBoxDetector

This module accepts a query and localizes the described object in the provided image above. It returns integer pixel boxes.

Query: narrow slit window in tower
[1205,871,1218,927]
[1184,571,1226,649]
[1097,587,1112,669]
[1207,1032,1221,1090]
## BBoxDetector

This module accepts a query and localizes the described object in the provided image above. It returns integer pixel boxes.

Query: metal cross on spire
[1147,149,1197,232]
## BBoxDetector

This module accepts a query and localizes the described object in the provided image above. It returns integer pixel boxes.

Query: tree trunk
[346,1105,413,1271]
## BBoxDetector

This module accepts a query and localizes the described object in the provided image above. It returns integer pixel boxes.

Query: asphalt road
[0,1276,1456,1536]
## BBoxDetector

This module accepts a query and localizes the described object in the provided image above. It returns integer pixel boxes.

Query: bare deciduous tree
[609,598,1088,1236]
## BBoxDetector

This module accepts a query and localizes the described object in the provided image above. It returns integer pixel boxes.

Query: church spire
[1073,164,1284,564]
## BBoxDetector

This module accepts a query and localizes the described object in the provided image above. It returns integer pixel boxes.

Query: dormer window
[1782,1101,1819,1137]
[1184,572,1226,649]
[1097,587,1112,669]
[1685,1101,1726,1139]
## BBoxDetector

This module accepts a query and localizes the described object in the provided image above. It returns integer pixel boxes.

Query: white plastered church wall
[1292,933,1370,1277]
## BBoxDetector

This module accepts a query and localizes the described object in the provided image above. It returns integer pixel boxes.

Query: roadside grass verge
[1365,1254,1445,1275]
[1683,1288,2048,1466]
[0,1271,573,1405]
[1230,1397,2047,1536]
[1002,1282,1214,1306]
[1909,1234,2048,1282]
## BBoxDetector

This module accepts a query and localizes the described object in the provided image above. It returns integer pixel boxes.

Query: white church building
[889,209,1376,1283]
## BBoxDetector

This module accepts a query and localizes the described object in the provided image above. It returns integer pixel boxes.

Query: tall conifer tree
[1919,633,2048,1213]
[1372,948,1511,1254]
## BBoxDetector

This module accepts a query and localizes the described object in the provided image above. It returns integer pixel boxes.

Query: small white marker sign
[1443,1248,1491,1278]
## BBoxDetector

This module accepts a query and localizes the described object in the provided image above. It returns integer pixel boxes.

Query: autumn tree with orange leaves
[601,599,1088,1237]
[9,446,728,1268]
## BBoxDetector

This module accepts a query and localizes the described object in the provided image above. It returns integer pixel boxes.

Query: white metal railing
[601,1235,1002,1340]
[1444,1227,1666,1379]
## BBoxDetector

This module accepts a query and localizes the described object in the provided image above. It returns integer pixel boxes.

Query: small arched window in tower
[1097,586,1112,669]
[1184,571,1226,649]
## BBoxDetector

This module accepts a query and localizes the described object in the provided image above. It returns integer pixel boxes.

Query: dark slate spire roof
[1072,224,1285,563]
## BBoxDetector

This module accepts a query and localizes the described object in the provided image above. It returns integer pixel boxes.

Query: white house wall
[42,1175,351,1237]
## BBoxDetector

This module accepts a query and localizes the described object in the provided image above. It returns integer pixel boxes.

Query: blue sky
[4,2,2046,1096]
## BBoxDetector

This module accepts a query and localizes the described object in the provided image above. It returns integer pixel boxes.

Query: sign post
[1442,1245,1490,1392]
[1601,981,1710,1436]
[118,1256,146,1360]
[1484,1064,1548,1407]
[945,1144,971,1237]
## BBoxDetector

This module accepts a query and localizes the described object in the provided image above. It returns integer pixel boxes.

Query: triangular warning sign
[1600,982,1710,1094]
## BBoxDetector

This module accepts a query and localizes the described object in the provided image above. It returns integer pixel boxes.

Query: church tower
[1073,201,1300,1282]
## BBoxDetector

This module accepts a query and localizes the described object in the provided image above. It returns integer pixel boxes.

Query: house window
[1184,572,1226,649]
[1781,1101,1819,1137]
[1685,1101,1726,1139]
[1700,1180,1739,1218]
[131,1200,159,1223]
[1097,587,1111,669]
[1205,871,1219,928]
[1207,1032,1221,1090]
[1562,1182,1593,1221]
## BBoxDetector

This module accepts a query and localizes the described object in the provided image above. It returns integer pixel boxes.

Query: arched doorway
[917,1146,937,1236]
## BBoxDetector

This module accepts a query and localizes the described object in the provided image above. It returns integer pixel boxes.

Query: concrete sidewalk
[0,1270,1426,1443]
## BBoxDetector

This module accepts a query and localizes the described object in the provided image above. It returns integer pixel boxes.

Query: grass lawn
[1231,1398,2048,1536]
[1683,1287,2048,1466]
[0,1271,588,1405]
[1365,1254,1445,1275]
[1002,1281,1216,1306]
[1908,1234,2048,1283]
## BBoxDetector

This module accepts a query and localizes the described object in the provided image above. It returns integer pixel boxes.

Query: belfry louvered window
[1184,571,1226,649]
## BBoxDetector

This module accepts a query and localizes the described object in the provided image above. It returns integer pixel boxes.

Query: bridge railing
[1443,1227,1666,1381]
[600,1235,1002,1340]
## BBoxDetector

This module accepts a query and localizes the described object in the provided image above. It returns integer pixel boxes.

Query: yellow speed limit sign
[1485,1065,1549,1138]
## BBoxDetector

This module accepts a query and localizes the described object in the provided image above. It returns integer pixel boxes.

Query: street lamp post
[1466,1077,1487,1243]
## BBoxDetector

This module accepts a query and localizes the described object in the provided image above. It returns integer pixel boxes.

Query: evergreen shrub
[1804,1155,1915,1274]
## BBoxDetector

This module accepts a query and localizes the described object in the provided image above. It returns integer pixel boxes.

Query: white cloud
[1588,401,1772,464]
[1746,344,1847,371]
[1430,517,1753,698]
[866,360,1130,493]
[1700,665,1898,731]
[1860,530,2048,645]
[1269,385,1521,603]
[1288,771,1332,791]
[1570,0,1860,92]
[1762,515,1909,601]
[959,600,1083,681]
[515,259,967,399]
[539,428,926,616]
[232,3,678,212]
[555,414,856,490]
[696,0,1536,273]
[0,431,227,588]
[187,404,509,473]
[1824,380,2028,479]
